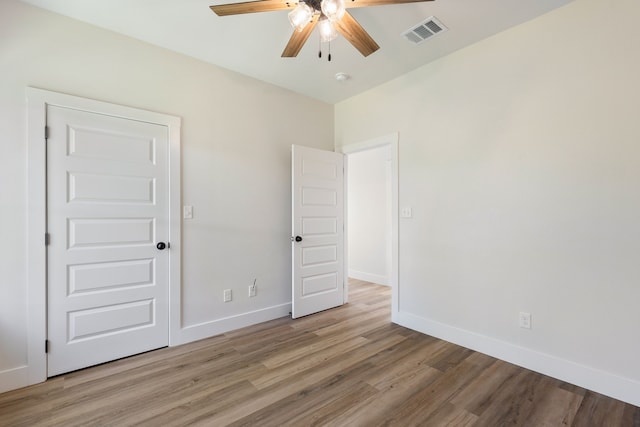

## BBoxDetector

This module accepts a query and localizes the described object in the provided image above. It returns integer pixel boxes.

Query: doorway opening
[341,133,399,318]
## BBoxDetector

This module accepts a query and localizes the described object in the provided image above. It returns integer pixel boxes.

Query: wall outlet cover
[519,312,532,329]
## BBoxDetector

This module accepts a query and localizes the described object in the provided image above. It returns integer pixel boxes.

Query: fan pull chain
[317,36,332,62]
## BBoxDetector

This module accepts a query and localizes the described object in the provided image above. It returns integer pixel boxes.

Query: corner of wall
[175,303,292,345]
[394,310,640,407]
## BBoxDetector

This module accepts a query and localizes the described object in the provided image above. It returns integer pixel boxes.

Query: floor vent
[402,16,447,44]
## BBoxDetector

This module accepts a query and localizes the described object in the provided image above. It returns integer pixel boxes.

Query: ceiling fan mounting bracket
[304,0,323,12]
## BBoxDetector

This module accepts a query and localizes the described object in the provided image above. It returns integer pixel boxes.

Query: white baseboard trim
[1,304,291,394]
[395,310,640,407]
[0,365,29,394]
[348,270,389,286]
[176,303,292,345]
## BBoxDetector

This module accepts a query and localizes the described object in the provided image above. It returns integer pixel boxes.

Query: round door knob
[156,242,167,250]
[295,236,302,242]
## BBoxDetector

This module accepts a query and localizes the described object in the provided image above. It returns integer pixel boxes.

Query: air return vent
[402,17,447,44]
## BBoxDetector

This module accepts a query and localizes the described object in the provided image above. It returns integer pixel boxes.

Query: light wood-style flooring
[1,279,638,426]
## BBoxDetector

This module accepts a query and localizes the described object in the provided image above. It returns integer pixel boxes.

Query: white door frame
[26,87,181,386]
[339,133,399,320]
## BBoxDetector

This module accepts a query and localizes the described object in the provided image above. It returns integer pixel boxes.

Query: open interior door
[291,145,345,318]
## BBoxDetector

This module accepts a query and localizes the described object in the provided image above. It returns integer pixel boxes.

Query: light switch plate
[183,205,193,219]
[401,207,412,218]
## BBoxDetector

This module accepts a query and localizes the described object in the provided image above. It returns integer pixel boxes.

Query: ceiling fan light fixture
[320,0,345,22]
[318,17,338,42]
[288,3,313,32]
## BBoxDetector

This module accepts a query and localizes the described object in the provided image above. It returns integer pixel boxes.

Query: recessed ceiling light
[335,72,351,82]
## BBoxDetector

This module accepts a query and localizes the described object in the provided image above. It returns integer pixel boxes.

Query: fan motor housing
[304,0,323,12]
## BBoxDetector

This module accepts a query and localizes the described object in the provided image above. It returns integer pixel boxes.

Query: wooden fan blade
[210,0,297,16]
[344,0,434,8]
[282,14,319,57]
[334,11,379,57]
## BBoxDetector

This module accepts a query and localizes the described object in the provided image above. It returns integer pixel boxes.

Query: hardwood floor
[1,279,638,426]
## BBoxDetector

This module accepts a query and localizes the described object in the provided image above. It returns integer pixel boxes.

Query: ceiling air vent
[402,17,447,45]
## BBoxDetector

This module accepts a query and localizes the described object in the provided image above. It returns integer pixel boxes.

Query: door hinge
[45,340,50,353]
[45,126,49,140]
[45,233,50,246]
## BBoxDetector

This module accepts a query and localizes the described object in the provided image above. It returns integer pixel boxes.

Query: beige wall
[336,0,640,405]
[0,0,333,390]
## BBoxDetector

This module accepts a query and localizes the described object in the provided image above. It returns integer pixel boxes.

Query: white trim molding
[0,366,30,394]
[395,310,640,407]
[177,304,292,345]
[348,269,389,286]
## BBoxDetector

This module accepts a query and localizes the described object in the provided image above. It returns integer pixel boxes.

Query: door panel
[69,172,155,203]
[47,105,169,376]
[68,258,154,293]
[68,299,155,342]
[68,218,155,248]
[292,145,345,318]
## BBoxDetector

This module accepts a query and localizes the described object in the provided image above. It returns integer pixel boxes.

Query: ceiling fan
[210,0,434,59]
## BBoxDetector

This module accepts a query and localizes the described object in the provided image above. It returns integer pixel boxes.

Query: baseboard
[395,310,640,407]
[348,269,389,286]
[176,303,292,345]
[0,365,29,394]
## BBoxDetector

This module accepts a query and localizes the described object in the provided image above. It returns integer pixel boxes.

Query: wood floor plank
[571,390,640,427]
[228,364,377,427]
[313,308,389,337]
[372,355,490,426]
[230,324,314,354]
[450,359,523,414]
[328,362,441,426]
[422,402,479,427]
[261,329,366,369]
[365,338,443,389]
[249,336,370,389]
[133,379,258,427]
[205,333,408,425]
[522,386,583,427]
[61,332,230,388]
[282,380,379,427]
[1,278,638,426]
[471,370,557,426]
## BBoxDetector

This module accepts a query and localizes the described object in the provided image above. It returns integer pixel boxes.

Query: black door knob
[295,236,302,242]
[156,242,167,250]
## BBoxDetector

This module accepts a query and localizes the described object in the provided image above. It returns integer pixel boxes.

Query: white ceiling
[22,0,572,104]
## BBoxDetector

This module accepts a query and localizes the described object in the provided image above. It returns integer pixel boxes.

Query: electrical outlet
[519,312,531,329]
[400,207,412,218]
[223,289,232,302]
[249,278,257,298]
